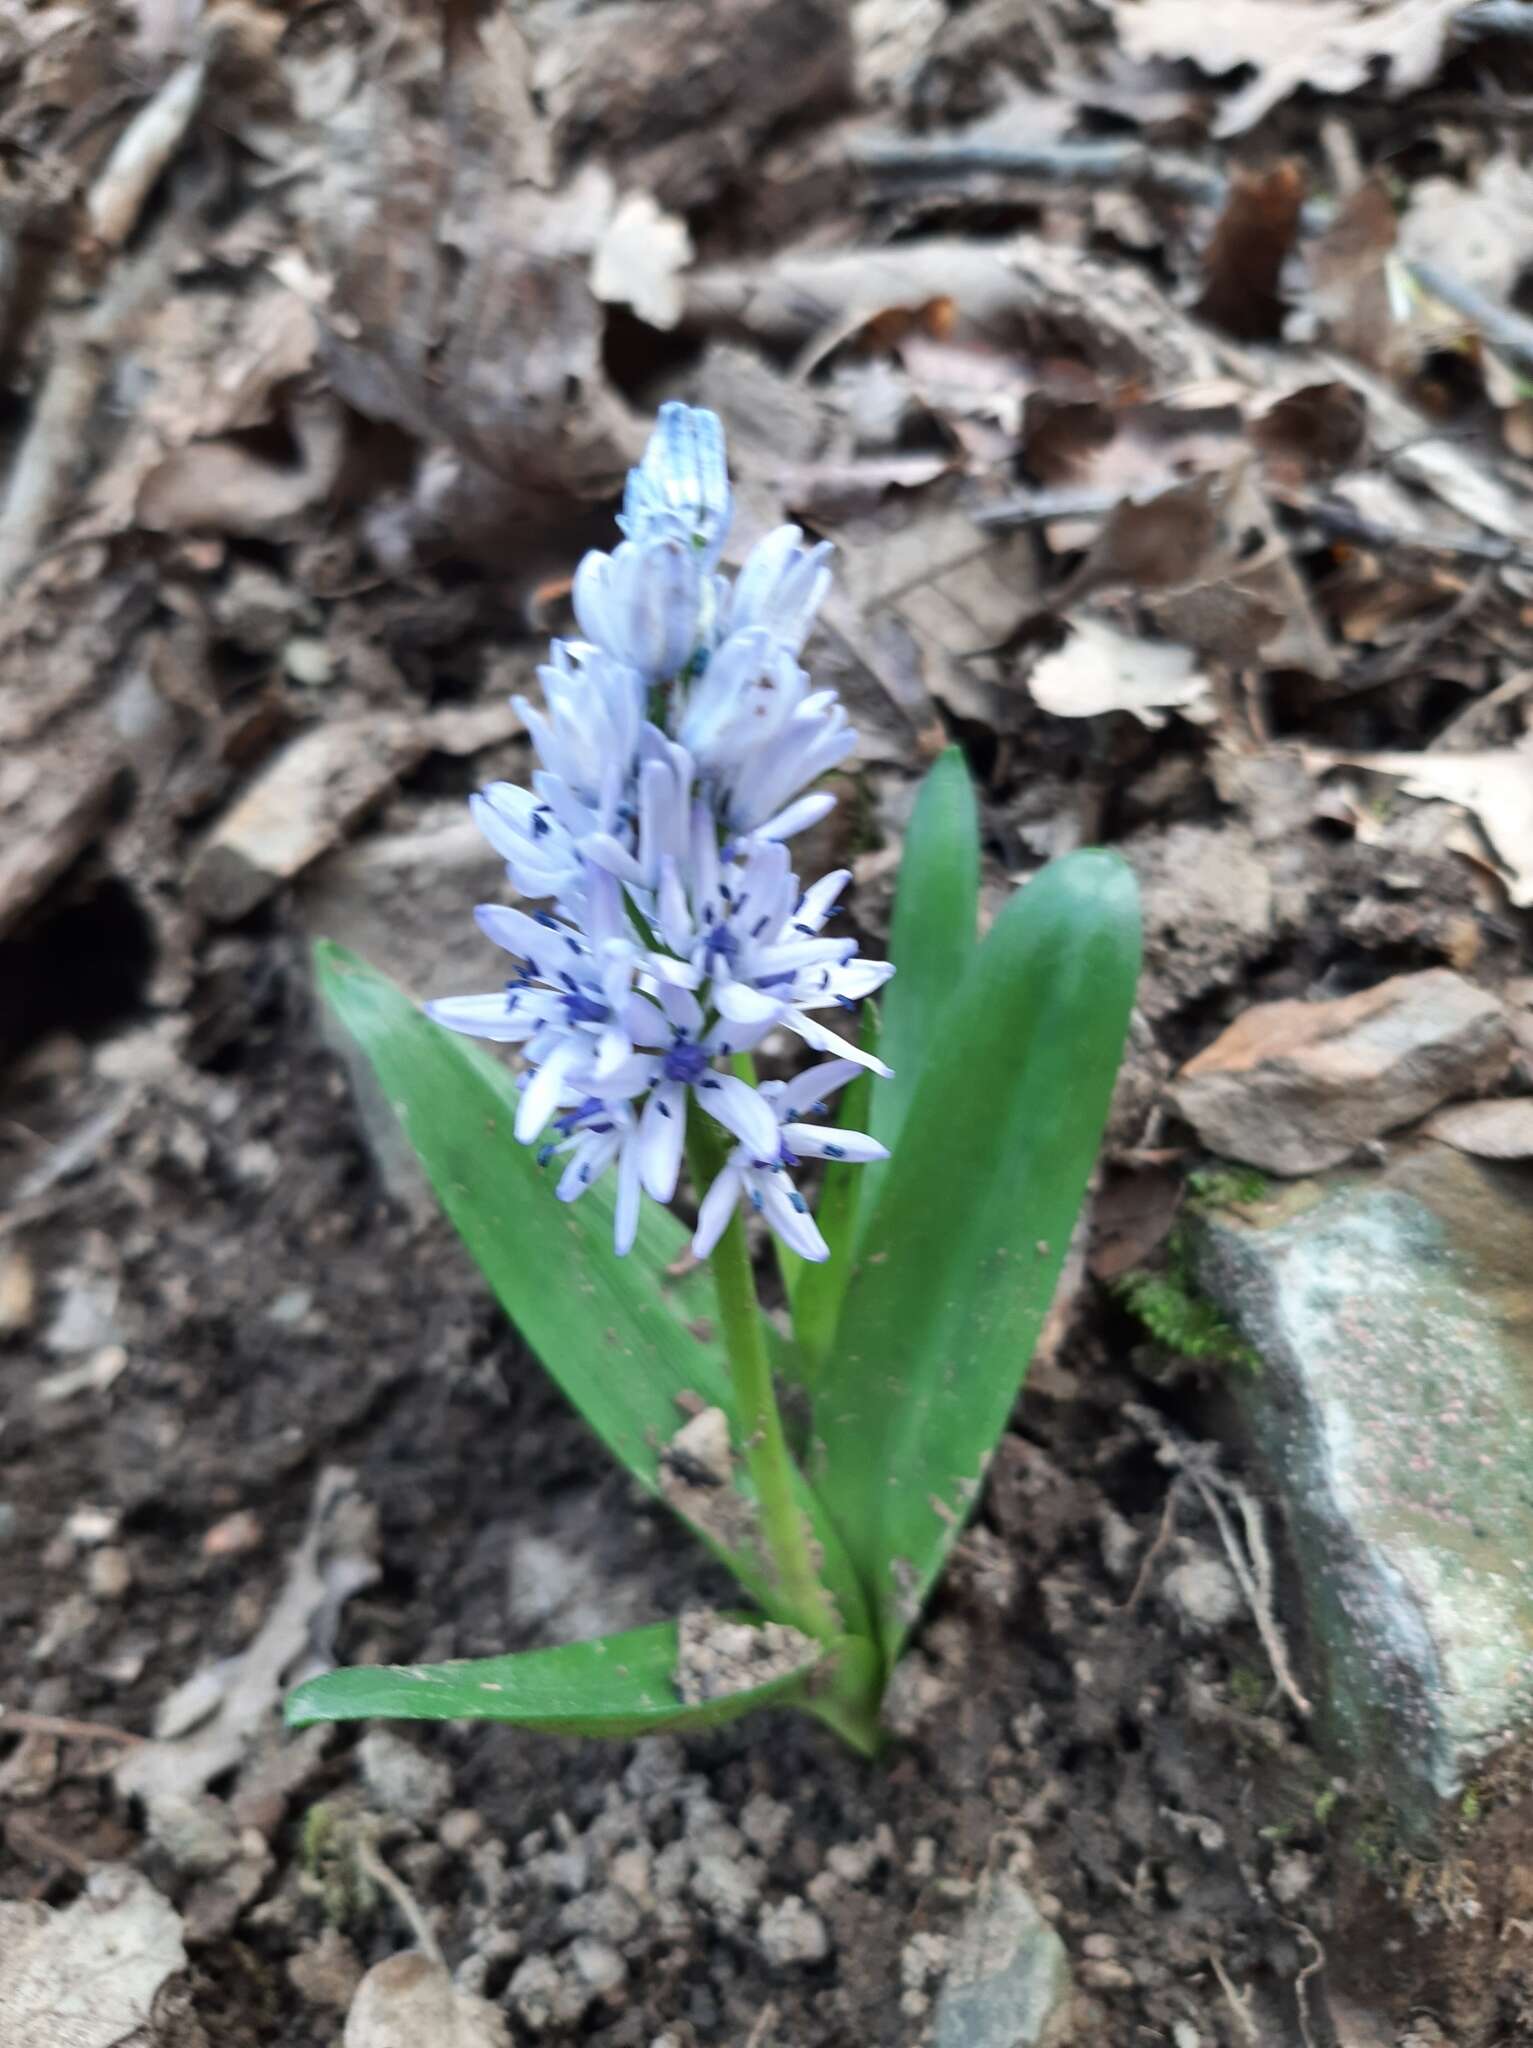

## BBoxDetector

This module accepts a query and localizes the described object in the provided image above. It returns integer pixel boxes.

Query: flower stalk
[684,1115,841,1644]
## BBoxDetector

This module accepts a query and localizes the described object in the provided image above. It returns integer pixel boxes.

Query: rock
[1173,969,1511,1174]
[932,1875,1073,2048]
[508,1952,590,2032]
[288,1928,364,2010]
[568,1936,626,1996]
[359,1730,453,1824]
[344,1952,509,2047]
[0,1250,36,1335]
[189,719,425,923]
[86,1546,132,1600]
[740,1792,791,1858]
[1161,1553,1242,1634]
[144,1790,241,1874]
[1194,1142,1533,1829]
[1127,822,1298,1023]
[758,1895,830,1966]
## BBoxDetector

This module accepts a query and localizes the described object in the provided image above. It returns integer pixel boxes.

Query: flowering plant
[287,407,1139,1753]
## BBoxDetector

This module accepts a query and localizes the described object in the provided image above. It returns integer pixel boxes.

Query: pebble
[691,1847,764,1924]
[569,1936,627,1995]
[87,1546,133,1600]
[1080,1958,1136,1991]
[741,1791,791,1858]
[758,1895,830,1966]
[358,1729,453,1824]
[559,1886,641,1945]
[202,1509,263,1558]
[1162,1554,1243,1634]
[439,1808,485,1853]
[0,1249,36,1334]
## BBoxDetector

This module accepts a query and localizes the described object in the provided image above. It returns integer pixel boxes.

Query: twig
[1272,489,1533,568]
[743,2004,780,2048]
[0,207,181,597]
[852,135,1227,209]
[1124,1405,1312,1718]
[84,52,209,250]
[1285,1920,1325,2048]
[5,1813,94,1876]
[355,1834,444,1964]
[1122,1476,1184,1613]
[1408,258,1533,377]
[1334,568,1495,695]
[1209,1955,1261,2048]
[0,1708,145,1745]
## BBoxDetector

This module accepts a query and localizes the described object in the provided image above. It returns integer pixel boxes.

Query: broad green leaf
[286,1618,825,1736]
[869,746,979,1160]
[316,944,870,1641]
[813,850,1140,1656]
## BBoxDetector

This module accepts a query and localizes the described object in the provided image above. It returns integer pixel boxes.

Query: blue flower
[573,535,703,682]
[723,525,833,652]
[692,1060,888,1263]
[619,402,733,569]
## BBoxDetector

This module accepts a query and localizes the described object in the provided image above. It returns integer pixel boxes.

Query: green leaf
[869,745,979,1160]
[813,850,1141,1656]
[285,1618,825,1736]
[315,944,870,1641]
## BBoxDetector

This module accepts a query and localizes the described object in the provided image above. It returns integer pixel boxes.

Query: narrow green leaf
[814,850,1141,1656]
[315,944,870,1640]
[869,745,979,1160]
[286,1618,826,1736]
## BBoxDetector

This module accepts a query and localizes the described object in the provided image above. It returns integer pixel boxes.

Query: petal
[613,1137,642,1256]
[781,1122,889,1163]
[692,1163,744,1259]
[772,1057,862,1118]
[515,1040,578,1144]
[424,993,525,1042]
[696,1072,780,1157]
[753,790,838,843]
[759,1175,829,1261]
[787,1009,893,1077]
[713,979,786,1025]
[638,1081,686,1201]
[657,979,704,1035]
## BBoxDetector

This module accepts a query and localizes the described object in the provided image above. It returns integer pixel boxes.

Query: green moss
[1227,1664,1269,1713]
[1186,1166,1270,1212]
[297,1802,379,1930]
[1460,1782,1484,1825]
[1114,1259,1261,1371]
[1313,1785,1340,1828]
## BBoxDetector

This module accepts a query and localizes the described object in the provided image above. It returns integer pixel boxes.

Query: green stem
[687,1119,841,1642]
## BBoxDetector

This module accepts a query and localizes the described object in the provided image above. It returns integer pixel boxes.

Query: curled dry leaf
[1028,616,1210,728]
[1250,382,1369,485]
[1424,1098,1533,1159]
[1310,180,1401,370]
[1054,471,1227,605]
[137,393,344,536]
[1306,738,1533,907]
[1193,162,1305,343]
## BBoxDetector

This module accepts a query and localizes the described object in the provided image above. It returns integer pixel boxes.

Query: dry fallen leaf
[591,189,694,330]
[1398,155,1533,305]
[137,394,344,536]
[1028,616,1210,728]
[1250,382,1368,485]
[1306,738,1533,907]
[1193,162,1304,342]
[116,1466,378,1807]
[1309,179,1400,369]
[1423,1097,1533,1158]
[1118,0,1462,138]
[0,1866,186,2048]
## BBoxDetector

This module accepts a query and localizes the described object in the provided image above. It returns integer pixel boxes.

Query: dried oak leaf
[1119,0,1462,138]
[1027,615,1210,728]
[1306,739,1533,907]
[1310,179,1400,369]
[1250,381,1369,485]
[1193,162,1305,342]
[0,1866,186,2048]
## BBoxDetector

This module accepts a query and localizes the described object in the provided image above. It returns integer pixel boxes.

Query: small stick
[852,136,1227,209]
[743,2004,780,2048]
[85,52,209,250]
[5,1813,94,1876]
[1122,1476,1184,1613]
[355,1835,444,1964]
[0,1708,145,1745]
[1209,1955,1261,2048]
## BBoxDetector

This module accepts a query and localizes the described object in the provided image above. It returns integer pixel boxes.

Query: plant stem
[687,1120,841,1642]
